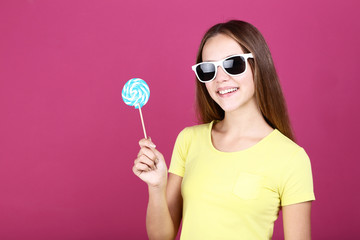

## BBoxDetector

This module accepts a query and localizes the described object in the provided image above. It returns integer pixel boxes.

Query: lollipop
[122,78,150,138]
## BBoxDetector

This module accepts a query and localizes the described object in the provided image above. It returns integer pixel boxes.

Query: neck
[217,101,272,137]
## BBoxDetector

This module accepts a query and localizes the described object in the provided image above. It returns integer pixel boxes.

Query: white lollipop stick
[137,103,147,139]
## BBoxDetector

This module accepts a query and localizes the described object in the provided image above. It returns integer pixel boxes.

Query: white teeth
[218,88,238,95]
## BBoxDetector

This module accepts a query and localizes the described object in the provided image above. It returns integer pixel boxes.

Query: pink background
[0,0,359,239]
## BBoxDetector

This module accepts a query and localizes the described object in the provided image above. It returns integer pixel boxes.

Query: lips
[217,87,238,95]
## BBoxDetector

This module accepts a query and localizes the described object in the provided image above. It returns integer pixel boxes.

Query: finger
[137,147,156,161]
[133,162,152,173]
[139,138,156,149]
[133,165,148,177]
[152,148,164,165]
[135,155,156,170]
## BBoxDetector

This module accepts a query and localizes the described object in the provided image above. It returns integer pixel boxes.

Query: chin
[218,104,240,113]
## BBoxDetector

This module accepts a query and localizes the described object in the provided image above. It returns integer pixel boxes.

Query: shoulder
[171,122,212,164]
[269,129,304,154]
[173,122,212,151]
[177,122,212,139]
[263,129,311,166]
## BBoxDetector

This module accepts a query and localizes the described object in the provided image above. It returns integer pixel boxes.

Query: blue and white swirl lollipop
[122,78,150,138]
[122,78,150,109]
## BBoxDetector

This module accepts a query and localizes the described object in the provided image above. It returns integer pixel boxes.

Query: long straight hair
[195,20,295,141]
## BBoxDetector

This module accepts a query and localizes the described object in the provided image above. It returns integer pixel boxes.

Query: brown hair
[195,20,295,141]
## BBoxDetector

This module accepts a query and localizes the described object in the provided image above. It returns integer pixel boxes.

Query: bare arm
[282,201,312,240]
[133,138,183,240]
[147,173,183,240]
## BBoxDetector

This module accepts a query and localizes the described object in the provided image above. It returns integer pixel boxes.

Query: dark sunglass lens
[196,63,215,81]
[224,56,246,75]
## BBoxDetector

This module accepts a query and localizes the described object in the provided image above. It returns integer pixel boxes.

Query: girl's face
[202,34,256,113]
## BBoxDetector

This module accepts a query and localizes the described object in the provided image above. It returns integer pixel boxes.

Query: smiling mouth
[218,88,238,95]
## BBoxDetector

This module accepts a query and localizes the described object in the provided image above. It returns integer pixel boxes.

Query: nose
[214,66,229,82]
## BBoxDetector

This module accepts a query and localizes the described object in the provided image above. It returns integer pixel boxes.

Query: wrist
[148,182,167,194]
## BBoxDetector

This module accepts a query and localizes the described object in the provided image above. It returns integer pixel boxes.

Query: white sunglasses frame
[191,53,254,83]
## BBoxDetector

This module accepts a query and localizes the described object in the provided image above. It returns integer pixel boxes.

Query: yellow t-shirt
[168,121,315,240]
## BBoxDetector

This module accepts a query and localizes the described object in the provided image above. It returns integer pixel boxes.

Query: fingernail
[147,137,156,148]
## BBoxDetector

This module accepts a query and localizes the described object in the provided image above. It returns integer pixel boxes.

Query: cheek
[247,78,255,92]
[205,83,213,95]
[248,71,256,92]
[238,72,255,92]
[204,83,218,101]
[250,78,256,93]
[242,80,256,98]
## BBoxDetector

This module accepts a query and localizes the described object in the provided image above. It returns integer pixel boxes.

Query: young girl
[133,20,315,240]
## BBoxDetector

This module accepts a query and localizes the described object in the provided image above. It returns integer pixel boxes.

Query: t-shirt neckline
[207,120,278,154]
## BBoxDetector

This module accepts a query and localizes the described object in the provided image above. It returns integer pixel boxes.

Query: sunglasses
[191,53,254,83]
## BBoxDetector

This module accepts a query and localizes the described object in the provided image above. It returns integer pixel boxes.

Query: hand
[132,138,168,189]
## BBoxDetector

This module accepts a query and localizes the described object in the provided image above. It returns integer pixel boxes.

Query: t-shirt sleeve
[168,128,190,177]
[279,148,315,206]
